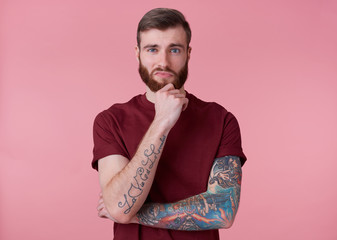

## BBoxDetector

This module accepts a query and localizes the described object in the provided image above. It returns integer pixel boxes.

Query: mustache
[151,67,177,76]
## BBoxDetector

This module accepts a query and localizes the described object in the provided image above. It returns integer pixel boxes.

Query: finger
[170,93,186,98]
[98,196,104,204]
[158,83,174,92]
[98,205,109,216]
[182,98,189,111]
[97,202,105,211]
[97,200,104,209]
[98,209,108,218]
[166,89,181,95]
[97,198,106,209]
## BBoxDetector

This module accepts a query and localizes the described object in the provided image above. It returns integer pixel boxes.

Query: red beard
[138,60,188,92]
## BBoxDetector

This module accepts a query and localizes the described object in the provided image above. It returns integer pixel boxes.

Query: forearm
[135,156,242,230]
[136,186,240,230]
[97,85,189,223]
[102,119,169,223]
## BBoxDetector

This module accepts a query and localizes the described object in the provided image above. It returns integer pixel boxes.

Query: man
[92,8,246,240]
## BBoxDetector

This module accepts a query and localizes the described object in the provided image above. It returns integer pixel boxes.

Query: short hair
[137,8,192,48]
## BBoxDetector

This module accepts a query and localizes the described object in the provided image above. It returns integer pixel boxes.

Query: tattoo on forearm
[118,135,166,214]
[208,156,242,205]
[137,156,242,230]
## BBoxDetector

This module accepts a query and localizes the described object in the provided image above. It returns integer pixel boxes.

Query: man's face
[136,26,191,92]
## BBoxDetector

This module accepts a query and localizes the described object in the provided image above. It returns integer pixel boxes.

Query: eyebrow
[169,43,185,49]
[142,43,185,50]
[143,44,158,50]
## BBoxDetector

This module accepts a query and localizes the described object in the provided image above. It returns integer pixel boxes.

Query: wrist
[151,117,171,136]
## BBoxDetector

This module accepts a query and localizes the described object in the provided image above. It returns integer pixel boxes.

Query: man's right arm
[98,84,188,224]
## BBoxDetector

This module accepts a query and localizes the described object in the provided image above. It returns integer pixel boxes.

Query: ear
[187,46,192,61]
[135,45,140,63]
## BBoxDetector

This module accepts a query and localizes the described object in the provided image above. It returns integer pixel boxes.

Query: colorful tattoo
[136,156,242,230]
[118,135,166,214]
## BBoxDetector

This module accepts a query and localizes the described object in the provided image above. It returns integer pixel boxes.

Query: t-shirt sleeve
[216,112,247,167]
[91,111,129,171]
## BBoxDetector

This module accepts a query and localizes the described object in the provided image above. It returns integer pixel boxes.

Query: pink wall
[1,0,336,239]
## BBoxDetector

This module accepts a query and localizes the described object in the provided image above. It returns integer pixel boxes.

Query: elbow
[219,200,239,229]
[220,212,237,229]
[102,191,135,224]
[223,216,235,229]
[110,210,134,224]
[104,200,135,224]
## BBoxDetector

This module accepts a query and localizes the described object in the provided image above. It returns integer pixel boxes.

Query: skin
[97,26,190,223]
[97,25,243,230]
[98,156,242,230]
[135,25,191,103]
[98,83,187,223]
[136,156,242,230]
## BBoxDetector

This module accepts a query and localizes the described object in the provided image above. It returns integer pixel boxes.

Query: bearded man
[92,8,247,240]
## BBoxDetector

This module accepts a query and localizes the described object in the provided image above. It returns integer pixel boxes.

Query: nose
[157,50,170,69]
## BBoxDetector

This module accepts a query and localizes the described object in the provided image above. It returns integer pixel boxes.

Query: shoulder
[187,92,231,117]
[186,92,240,131]
[94,94,143,122]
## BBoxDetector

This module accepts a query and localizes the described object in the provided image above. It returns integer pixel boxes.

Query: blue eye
[147,48,157,53]
[171,48,180,53]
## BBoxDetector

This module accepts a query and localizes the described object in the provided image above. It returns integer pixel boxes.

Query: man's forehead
[139,26,187,48]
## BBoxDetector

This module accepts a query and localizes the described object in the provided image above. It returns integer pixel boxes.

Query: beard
[138,60,188,92]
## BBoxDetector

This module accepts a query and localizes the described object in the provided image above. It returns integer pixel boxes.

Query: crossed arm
[98,155,242,230]
[96,85,242,230]
[135,155,242,230]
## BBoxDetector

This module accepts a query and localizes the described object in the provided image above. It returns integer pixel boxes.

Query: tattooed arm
[97,84,188,223]
[135,156,242,230]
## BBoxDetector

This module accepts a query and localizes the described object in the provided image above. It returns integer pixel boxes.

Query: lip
[154,71,174,78]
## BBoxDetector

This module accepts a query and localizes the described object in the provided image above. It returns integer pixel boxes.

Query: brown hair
[137,8,191,48]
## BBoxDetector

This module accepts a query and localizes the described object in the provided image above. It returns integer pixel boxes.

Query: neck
[145,86,186,103]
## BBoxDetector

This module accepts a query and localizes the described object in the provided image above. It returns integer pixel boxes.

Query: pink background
[1,0,336,239]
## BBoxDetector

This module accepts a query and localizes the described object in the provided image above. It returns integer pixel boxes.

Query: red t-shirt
[92,91,246,240]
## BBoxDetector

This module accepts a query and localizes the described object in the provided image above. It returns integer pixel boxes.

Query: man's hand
[97,192,117,221]
[97,192,138,224]
[154,83,189,130]
[96,84,186,223]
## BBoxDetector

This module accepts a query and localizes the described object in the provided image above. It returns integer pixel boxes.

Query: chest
[119,107,224,202]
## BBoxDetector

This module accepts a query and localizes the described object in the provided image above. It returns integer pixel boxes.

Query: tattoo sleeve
[136,156,242,230]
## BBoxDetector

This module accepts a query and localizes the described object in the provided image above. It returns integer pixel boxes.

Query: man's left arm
[134,155,242,230]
